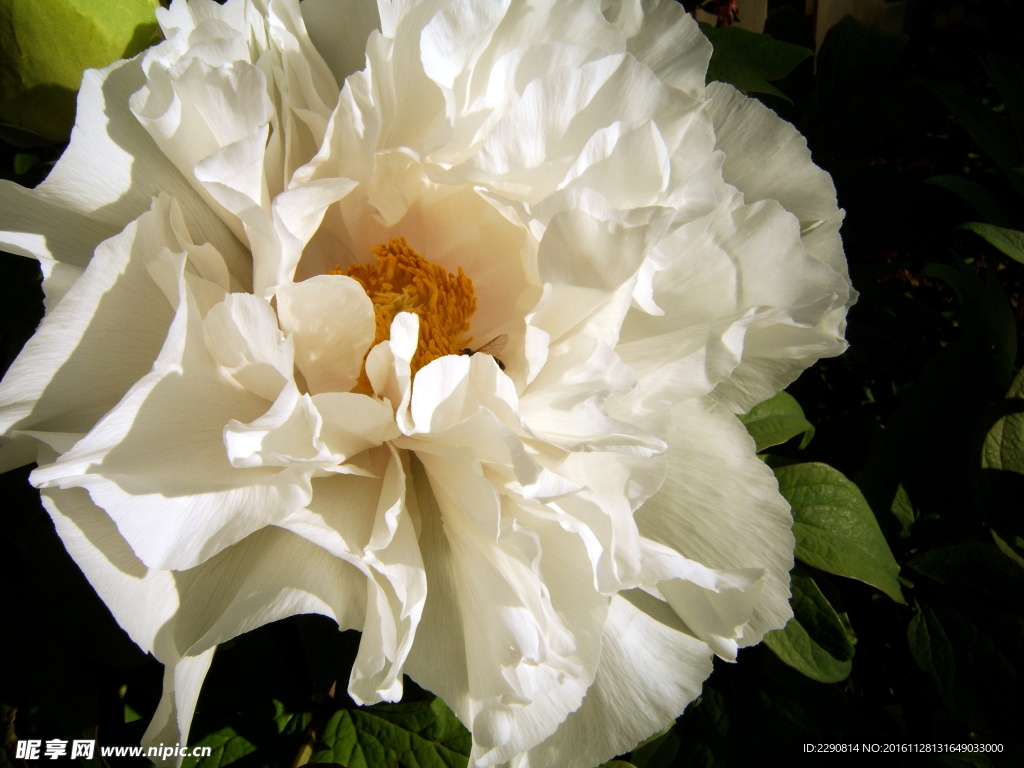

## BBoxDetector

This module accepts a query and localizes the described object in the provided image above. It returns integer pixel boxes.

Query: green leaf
[960,222,1024,265]
[775,463,904,601]
[427,699,472,757]
[11,151,38,175]
[673,687,730,768]
[181,727,258,768]
[926,79,1024,199]
[925,175,1019,228]
[992,529,1024,570]
[739,391,815,452]
[984,52,1024,152]
[629,723,680,768]
[907,606,956,708]
[763,570,854,683]
[817,16,908,98]
[0,0,162,144]
[983,405,1024,476]
[811,16,932,156]
[908,543,1024,610]
[906,602,1023,732]
[700,23,812,102]
[889,483,918,538]
[310,701,470,768]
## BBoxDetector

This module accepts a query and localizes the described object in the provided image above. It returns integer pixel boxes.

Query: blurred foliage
[2,0,1024,767]
[0,0,162,145]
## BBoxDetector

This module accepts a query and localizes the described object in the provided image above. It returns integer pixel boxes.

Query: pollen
[332,237,476,382]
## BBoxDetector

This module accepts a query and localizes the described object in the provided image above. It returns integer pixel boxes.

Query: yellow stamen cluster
[332,237,477,383]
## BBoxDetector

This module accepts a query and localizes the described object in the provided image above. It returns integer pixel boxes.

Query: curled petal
[276,274,375,394]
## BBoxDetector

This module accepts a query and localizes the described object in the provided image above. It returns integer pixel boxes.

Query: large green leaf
[925,175,1019,228]
[672,687,730,768]
[775,463,904,601]
[960,222,1024,266]
[979,366,1024,534]
[927,79,1024,199]
[906,602,1023,733]
[182,728,258,768]
[811,16,932,156]
[906,606,956,709]
[763,570,854,683]
[983,403,1024,475]
[628,724,680,768]
[984,52,1024,153]
[700,23,811,102]
[982,366,1024,476]
[739,391,814,452]
[310,701,470,768]
[909,543,1024,610]
[0,0,162,144]
[922,261,1017,390]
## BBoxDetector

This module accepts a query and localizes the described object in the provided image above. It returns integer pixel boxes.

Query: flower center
[333,237,477,379]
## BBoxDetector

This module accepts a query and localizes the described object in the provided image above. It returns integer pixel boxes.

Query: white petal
[282,445,426,703]
[301,0,381,87]
[420,0,512,91]
[144,525,373,760]
[635,396,794,644]
[618,190,849,409]
[545,450,663,594]
[40,484,178,654]
[0,182,115,307]
[639,537,765,661]
[299,0,380,88]
[407,353,521,436]
[366,311,418,429]
[557,120,671,209]
[43,474,372,763]
[143,648,216,766]
[261,178,357,295]
[34,59,250,284]
[444,53,692,201]
[312,392,400,460]
[606,0,711,99]
[31,252,309,570]
[0,197,182,469]
[276,274,375,394]
[403,457,607,765]
[203,292,294,401]
[224,383,335,469]
[170,526,369,659]
[705,81,847,276]
[519,591,712,768]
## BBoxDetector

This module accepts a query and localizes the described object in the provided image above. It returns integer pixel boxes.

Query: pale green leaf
[960,222,1024,265]
[0,0,162,143]
[982,364,1024,475]
[739,391,814,451]
[889,483,918,538]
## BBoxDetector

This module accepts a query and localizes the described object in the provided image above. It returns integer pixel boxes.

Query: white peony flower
[0,0,852,765]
